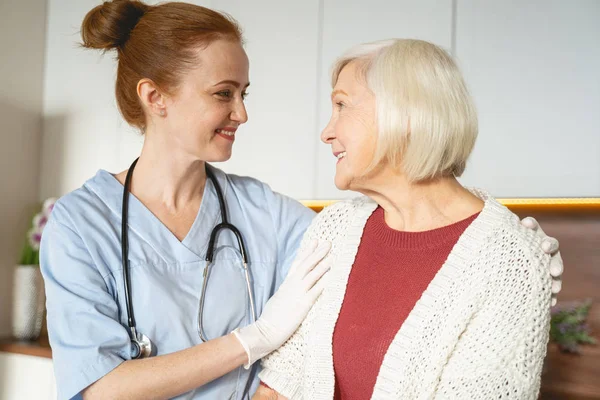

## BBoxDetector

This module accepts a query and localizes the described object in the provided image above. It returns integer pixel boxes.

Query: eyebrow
[213,80,250,88]
[331,89,348,99]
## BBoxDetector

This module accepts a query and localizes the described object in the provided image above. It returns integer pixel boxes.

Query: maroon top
[333,207,479,399]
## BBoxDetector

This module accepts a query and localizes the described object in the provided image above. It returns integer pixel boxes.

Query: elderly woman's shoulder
[476,195,551,284]
[472,189,544,253]
[483,197,544,252]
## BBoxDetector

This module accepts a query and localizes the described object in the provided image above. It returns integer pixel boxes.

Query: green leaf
[579,336,597,345]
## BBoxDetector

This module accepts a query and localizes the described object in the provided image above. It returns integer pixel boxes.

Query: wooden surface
[0,335,51,359]
[541,343,600,399]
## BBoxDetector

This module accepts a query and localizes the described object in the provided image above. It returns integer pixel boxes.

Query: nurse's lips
[215,128,236,142]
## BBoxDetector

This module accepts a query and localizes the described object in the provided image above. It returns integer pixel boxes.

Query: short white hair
[331,39,478,181]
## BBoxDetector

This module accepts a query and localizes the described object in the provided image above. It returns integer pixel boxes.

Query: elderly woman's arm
[433,236,552,399]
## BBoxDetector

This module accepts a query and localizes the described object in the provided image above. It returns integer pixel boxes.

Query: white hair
[331,39,478,181]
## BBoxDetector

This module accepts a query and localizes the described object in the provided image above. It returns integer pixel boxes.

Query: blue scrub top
[39,166,315,400]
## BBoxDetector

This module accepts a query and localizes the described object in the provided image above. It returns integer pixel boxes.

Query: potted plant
[550,299,596,353]
[12,198,56,340]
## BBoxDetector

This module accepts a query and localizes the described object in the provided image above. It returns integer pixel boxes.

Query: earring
[159,109,166,116]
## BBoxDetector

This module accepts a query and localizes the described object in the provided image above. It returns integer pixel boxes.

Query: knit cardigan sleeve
[433,224,552,399]
[259,201,350,399]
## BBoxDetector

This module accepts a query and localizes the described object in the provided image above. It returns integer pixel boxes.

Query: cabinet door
[456,0,600,197]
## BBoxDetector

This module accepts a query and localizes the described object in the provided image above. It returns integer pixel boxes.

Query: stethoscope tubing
[121,158,257,358]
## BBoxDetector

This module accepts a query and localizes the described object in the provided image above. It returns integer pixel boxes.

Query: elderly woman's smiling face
[321,61,379,191]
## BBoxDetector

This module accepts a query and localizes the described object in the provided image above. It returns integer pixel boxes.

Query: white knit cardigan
[259,189,552,399]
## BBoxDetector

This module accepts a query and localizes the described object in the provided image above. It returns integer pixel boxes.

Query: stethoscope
[121,158,257,359]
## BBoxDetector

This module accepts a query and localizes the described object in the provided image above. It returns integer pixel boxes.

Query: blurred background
[0,0,599,399]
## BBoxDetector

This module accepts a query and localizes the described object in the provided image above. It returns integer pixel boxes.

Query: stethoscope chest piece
[130,326,154,359]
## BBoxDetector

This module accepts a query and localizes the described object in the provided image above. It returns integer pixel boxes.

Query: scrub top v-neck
[40,166,315,400]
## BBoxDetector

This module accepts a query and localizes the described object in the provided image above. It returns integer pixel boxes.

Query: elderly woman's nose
[321,122,336,143]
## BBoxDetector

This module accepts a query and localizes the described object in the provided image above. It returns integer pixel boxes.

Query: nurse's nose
[231,98,248,124]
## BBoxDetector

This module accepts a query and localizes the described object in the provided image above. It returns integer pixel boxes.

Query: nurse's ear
[137,78,167,118]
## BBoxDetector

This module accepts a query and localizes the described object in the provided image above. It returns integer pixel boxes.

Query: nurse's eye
[242,91,249,100]
[216,90,233,99]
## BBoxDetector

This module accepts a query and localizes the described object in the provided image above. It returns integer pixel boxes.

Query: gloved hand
[233,239,332,368]
[521,217,563,306]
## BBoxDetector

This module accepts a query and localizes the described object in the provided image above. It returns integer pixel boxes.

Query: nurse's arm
[41,214,253,399]
[83,333,248,400]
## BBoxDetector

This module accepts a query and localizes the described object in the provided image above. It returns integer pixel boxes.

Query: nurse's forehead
[185,59,249,87]
[192,40,249,82]
[190,59,249,88]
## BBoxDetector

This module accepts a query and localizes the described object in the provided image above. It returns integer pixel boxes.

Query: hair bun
[81,0,149,50]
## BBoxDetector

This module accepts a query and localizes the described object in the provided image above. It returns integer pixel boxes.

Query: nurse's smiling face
[142,39,250,162]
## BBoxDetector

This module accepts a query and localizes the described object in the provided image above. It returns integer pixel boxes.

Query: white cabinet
[0,353,56,400]
[455,0,600,197]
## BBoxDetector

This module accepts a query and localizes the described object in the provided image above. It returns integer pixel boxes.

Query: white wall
[39,0,600,202]
[0,0,47,336]
[40,0,126,201]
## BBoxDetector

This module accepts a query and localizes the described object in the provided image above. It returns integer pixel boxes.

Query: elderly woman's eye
[336,101,345,110]
[242,92,250,100]
[217,90,232,98]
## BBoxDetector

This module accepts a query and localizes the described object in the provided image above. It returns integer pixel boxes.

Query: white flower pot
[12,265,46,340]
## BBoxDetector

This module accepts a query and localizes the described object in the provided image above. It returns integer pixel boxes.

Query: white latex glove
[233,239,332,368]
[521,217,563,306]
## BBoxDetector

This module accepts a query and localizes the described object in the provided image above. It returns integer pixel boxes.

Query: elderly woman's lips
[335,151,347,163]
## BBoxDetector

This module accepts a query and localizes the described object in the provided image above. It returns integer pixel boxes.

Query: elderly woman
[254,39,554,399]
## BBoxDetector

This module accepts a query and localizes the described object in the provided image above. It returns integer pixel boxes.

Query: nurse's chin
[202,148,233,163]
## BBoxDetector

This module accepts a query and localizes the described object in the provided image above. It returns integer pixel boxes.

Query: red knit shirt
[332,207,479,400]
